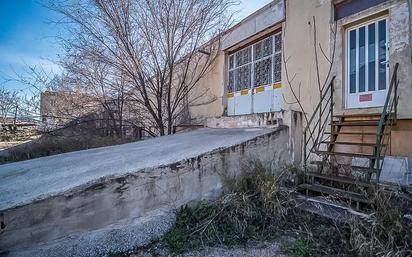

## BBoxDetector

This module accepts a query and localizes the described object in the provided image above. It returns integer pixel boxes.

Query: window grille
[227,32,282,93]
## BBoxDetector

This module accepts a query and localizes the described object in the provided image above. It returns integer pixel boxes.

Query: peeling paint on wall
[390,2,410,53]
[409,0,412,61]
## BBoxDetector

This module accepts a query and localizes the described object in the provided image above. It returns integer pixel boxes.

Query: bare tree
[5,66,62,122]
[0,87,20,123]
[50,0,236,135]
[60,50,136,138]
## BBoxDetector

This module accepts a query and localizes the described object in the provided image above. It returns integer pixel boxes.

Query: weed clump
[349,191,412,257]
[164,159,412,257]
[165,160,299,253]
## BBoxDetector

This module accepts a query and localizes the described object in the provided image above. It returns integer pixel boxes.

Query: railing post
[330,80,334,142]
[319,94,322,142]
[373,63,399,182]
[394,72,398,120]
[304,131,307,168]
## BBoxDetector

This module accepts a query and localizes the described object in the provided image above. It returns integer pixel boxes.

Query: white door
[346,17,389,109]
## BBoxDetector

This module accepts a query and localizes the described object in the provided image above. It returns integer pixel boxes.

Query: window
[227,32,282,93]
[347,18,387,94]
[254,37,273,87]
[346,16,389,109]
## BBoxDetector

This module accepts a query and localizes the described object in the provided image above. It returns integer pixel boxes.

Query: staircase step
[306,172,373,188]
[309,161,378,173]
[320,141,386,147]
[330,121,380,126]
[315,150,382,159]
[298,183,372,204]
[333,113,382,118]
[324,131,390,136]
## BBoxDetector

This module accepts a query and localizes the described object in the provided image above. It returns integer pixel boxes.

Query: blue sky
[0,0,272,92]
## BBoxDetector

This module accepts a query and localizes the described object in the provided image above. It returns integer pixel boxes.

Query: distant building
[40,91,146,138]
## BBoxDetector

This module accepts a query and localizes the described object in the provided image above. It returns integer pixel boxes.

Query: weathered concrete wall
[389,0,412,119]
[0,127,291,253]
[206,110,303,165]
[7,210,176,257]
[379,156,412,185]
[409,0,412,62]
[206,112,283,128]
[222,0,285,50]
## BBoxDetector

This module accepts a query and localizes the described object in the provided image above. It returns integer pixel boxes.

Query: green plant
[165,227,187,254]
[288,237,309,257]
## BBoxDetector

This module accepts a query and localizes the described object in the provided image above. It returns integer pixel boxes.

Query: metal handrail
[302,64,399,183]
[374,63,399,181]
[303,76,336,167]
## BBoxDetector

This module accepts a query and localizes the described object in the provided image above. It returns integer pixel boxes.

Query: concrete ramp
[0,127,291,256]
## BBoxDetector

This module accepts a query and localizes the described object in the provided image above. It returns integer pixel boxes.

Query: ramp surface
[0,128,273,211]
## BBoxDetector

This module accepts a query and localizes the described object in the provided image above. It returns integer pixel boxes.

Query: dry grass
[349,191,412,257]
[164,158,412,257]
[165,160,301,253]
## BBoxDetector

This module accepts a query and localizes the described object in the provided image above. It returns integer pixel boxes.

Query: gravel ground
[130,241,289,257]
[7,210,176,257]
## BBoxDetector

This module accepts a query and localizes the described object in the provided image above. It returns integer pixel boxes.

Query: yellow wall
[188,53,225,124]
[280,0,333,117]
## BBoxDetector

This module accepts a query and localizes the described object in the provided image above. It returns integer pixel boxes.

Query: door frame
[344,15,389,109]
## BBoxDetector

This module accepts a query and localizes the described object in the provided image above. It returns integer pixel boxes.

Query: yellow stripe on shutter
[240,89,249,95]
[255,87,265,93]
[273,83,282,89]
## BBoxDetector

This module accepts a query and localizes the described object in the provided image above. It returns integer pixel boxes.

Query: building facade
[188,0,412,160]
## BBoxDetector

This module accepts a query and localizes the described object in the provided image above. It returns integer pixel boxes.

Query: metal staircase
[300,63,400,209]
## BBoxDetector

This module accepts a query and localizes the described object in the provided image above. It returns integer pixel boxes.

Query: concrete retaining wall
[0,127,291,254]
[206,112,283,129]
